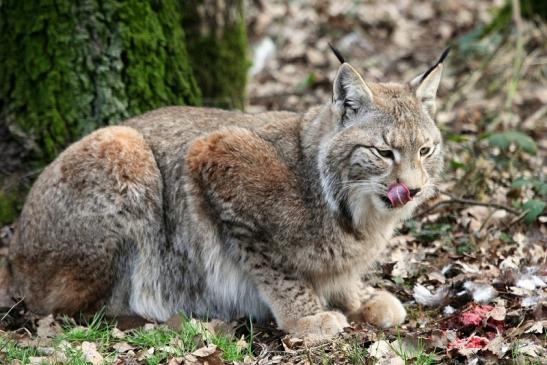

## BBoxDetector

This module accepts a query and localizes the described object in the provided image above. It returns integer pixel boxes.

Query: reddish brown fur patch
[186,133,223,175]
[42,270,105,314]
[97,129,152,183]
[10,257,107,315]
[60,126,156,192]
[187,128,293,199]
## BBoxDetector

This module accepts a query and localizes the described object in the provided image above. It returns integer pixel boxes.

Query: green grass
[413,349,436,365]
[1,312,254,364]
[125,315,252,363]
[209,318,253,362]
[390,331,436,365]
[393,343,435,365]
[126,326,187,350]
[321,356,334,365]
[347,339,368,364]
[62,346,89,365]
[0,338,40,365]
[510,339,545,365]
[210,334,245,362]
[126,326,187,365]
[60,311,114,344]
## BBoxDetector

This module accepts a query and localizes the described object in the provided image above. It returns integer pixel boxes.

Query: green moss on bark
[182,0,249,109]
[1,1,249,224]
[1,1,90,160]
[0,191,19,225]
[1,0,201,162]
[116,0,201,115]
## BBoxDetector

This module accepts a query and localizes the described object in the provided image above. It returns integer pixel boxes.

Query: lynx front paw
[288,311,349,343]
[349,291,406,328]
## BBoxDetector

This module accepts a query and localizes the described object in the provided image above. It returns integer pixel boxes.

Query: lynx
[9,49,448,342]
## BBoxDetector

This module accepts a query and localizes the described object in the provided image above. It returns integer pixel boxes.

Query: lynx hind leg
[9,126,162,316]
[348,290,407,328]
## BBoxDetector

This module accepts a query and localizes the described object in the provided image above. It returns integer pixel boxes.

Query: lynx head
[318,50,449,227]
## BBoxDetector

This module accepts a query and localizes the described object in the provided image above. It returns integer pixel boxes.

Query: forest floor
[1,0,546,364]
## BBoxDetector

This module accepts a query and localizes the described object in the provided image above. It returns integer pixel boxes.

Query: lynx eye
[420,147,431,156]
[374,148,394,159]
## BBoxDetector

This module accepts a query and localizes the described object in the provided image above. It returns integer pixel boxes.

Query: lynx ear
[410,48,450,116]
[333,63,374,117]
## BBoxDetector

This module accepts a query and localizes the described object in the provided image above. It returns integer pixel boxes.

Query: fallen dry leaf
[368,340,392,358]
[167,357,184,365]
[143,323,156,331]
[281,336,304,352]
[236,336,248,352]
[488,305,506,321]
[165,314,184,331]
[192,344,218,357]
[485,335,510,358]
[36,315,62,339]
[112,341,134,353]
[511,339,543,358]
[111,327,125,339]
[524,321,545,334]
[204,319,235,337]
[81,341,104,365]
[185,344,223,365]
[29,356,53,365]
[136,347,155,361]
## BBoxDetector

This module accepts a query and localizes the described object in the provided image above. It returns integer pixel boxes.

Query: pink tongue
[386,183,411,208]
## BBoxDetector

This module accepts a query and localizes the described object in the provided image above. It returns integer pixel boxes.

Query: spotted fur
[9,54,448,342]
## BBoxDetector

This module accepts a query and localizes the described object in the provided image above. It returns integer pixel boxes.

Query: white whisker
[336,180,387,195]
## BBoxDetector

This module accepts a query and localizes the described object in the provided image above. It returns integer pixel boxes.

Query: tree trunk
[0,0,249,224]
[182,0,249,109]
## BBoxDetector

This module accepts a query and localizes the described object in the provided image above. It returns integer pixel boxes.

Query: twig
[0,297,24,322]
[441,191,521,215]
[504,211,528,229]
[415,191,521,218]
[522,104,547,129]
[14,326,32,337]
[478,208,499,233]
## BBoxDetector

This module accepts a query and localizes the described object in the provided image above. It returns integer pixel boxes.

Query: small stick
[415,191,521,218]
[0,297,25,322]
[440,191,521,215]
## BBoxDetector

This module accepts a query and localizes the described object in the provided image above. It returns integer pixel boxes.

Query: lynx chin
[9,49,449,342]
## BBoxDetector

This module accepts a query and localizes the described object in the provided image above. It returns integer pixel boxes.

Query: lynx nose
[409,188,421,198]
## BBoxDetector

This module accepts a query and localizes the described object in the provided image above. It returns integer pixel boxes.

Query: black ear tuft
[437,47,451,64]
[419,47,451,84]
[328,43,345,64]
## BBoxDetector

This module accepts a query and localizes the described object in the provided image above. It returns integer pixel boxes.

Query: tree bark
[182,0,249,109]
[0,0,249,224]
